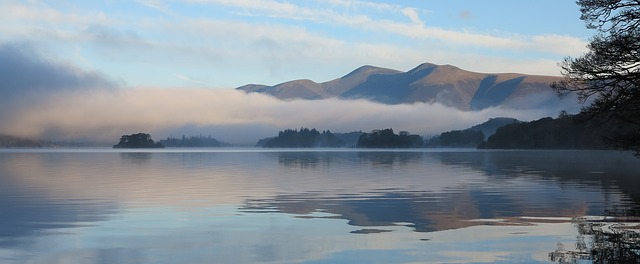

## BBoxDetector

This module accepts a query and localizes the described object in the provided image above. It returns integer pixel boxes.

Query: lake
[0,148,639,263]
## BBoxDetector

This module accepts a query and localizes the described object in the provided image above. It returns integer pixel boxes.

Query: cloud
[0,42,566,144]
[0,1,587,89]
[401,7,423,25]
[3,87,556,144]
[0,42,115,103]
[185,0,587,55]
[0,41,116,135]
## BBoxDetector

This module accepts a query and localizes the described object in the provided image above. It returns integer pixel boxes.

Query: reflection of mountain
[238,63,572,111]
[2,149,639,260]
[242,150,640,233]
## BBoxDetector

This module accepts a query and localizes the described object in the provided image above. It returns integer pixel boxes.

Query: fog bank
[3,88,558,144]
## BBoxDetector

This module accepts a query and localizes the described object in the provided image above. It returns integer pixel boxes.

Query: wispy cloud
[0,0,587,88]
[174,73,210,86]
[184,0,587,55]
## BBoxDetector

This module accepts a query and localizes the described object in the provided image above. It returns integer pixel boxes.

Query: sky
[2,0,590,88]
[0,0,594,143]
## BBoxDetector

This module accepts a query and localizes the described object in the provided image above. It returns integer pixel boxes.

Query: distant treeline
[258,128,424,148]
[425,114,631,150]
[4,115,635,151]
[357,129,424,148]
[261,128,345,148]
[478,113,630,150]
[159,135,229,147]
[426,117,520,148]
[0,135,42,148]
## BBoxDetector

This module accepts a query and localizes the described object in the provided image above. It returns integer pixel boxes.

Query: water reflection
[245,150,640,232]
[120,152,153,164]
[550,215,640,263]
[0,149,639,263]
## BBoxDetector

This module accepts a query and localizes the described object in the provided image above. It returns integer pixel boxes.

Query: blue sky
[2,0,591,89]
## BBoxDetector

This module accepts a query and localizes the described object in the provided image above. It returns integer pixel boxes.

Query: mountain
[237,63,570,111]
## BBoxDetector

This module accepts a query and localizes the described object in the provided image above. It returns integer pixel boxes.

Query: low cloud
[0,42,116,126]
[3,87,557,144]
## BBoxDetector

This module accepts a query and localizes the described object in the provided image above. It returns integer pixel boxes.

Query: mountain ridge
[237,63,568,111]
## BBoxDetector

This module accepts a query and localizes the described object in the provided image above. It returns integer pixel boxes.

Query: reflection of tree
[274,151,425,170]
[120,152,153,164]
[549,215,640,263]
[278,152,326,169]
[356,152,423,168]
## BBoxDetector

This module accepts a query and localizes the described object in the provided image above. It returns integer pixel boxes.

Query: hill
[466,117,521,139]
[237,63,570,111]
[426,117,520,148]
[478,114,638,150]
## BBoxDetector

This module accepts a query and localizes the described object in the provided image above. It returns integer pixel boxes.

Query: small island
[260,128,346,148]
[113,133,164,148]
[357,129,424,148]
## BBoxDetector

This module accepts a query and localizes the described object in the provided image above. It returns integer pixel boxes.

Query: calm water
[0,148,638,263]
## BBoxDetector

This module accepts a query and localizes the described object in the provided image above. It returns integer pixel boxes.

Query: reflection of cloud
[241,150,639,232]
[1,150,636,263]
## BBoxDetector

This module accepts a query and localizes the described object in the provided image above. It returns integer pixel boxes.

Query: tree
[356,129,424,148]
[552,0,640,155]
[113,133,164,148]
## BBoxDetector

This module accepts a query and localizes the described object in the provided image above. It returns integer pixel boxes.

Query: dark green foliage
[478,114,630,150]
[552,0,640,155]
[159,135,228,147]
[262,128,346,148]
[466,117,520,139]
[113,133,164,148]
[334,131,364,148]
[436,130,485,148]
[426,117,520,148]
[356,129,424,148]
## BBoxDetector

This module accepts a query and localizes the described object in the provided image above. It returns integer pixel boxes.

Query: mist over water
[3,88,560,144]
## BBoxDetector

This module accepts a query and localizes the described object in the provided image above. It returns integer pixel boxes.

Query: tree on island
[552,0,640,155]
[159,135,228,147]
[356,129,424,148]
[113,133,164,148]
[261,128,346,148]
